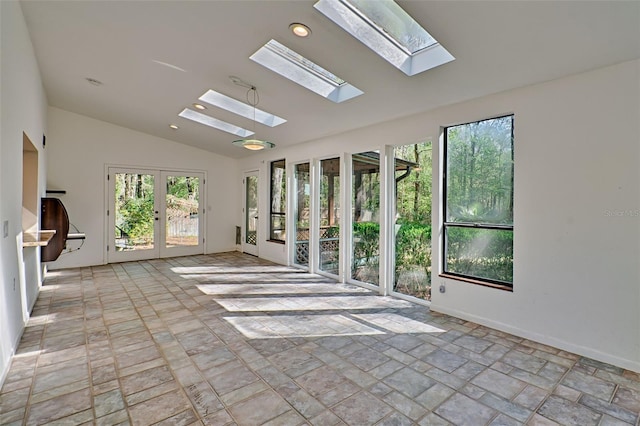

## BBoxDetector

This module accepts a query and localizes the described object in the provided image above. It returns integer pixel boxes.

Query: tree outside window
[443,115,514,287]
[270,159,286,242]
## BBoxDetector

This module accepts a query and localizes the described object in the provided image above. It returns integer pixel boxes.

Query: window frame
[269,159,287,243]
[441,114,514,290]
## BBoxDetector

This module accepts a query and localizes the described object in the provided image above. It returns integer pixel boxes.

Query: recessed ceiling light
[193,103,207,110]
[169,124,179,130]
[290,23,311,37]
[85,77,103,86]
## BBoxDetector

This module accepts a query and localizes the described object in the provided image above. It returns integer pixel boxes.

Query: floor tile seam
[22,276,73,424]
[93,262,147,426]
[520,357,580,425]
[158,261,346,421]
[115,262,226,425]
[108,263,216,424]
[36,255,639,426]
[21,274,89,426]
[430,388,503,426]
[85,266,117,425]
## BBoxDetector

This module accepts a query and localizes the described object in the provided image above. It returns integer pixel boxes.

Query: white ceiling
[21,1,640,159]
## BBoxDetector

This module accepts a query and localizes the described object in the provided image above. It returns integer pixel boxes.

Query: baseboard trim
[430,303,640,374]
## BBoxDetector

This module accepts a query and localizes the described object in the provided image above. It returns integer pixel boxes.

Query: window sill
[439,273,513,292]
[267,239,285,245]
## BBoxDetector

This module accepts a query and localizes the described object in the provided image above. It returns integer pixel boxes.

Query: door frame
[242,170,259,257]
[105,165,206,263]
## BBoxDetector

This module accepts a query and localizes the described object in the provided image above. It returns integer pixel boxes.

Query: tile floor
[1,252,639,426]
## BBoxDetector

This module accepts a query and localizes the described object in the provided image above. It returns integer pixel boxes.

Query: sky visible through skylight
[346,0,437,54]
[314,0,454,76]
[198,90,286,127]
[251,39,363,103]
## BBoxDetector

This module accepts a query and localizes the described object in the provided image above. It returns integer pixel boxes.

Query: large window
[394,142,432,300]
[319,157,340,275]
[293,163,310,266]
[443,115,514,287]
[269,159,286,242]
[352,152,380,285]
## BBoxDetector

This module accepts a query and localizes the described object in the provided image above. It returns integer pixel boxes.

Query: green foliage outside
[445,116,514,284]
[394,143,433,299]
[118,197,154,244]
[446,116,513,225]
[446,227,513,283]
[394,221,432,299]
[353,222,379,264]
[115,174,199,249]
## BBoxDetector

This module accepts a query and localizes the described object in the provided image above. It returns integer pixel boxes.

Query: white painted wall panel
[238,60,640,372]
[0,0,49,385]
[46,107,241,269]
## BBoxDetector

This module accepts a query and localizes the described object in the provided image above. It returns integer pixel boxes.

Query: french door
[242,171,259,256]
[108,168,204,263]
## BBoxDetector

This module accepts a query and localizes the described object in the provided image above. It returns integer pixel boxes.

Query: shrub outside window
[443,115,514,288]
[270,159,286,242]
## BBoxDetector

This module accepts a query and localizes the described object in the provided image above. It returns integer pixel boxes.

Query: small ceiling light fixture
[232,86,275,151]
[193,103,207,110]
[290,23,311,37]
[169,124,179,130]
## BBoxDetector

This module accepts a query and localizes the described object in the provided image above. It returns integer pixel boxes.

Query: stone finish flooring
[1,252,639,426]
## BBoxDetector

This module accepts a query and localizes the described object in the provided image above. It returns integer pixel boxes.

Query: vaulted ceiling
[21,1,640,158]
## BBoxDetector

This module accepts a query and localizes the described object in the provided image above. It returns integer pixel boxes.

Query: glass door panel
[243,171,259,256]
[293,163,310,267]
[352,152,380,285]
[161,172,204,257]
[108,169,159,263]
[319,158,340,275]
[393,142,432,300]
[108,168,205,263]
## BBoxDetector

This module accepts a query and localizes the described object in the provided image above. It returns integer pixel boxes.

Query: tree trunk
[413,144,421,216]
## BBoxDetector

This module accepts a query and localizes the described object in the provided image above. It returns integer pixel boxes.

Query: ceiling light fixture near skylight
[314,0,454,76]
[193,103,206,110]
[198,90,286,127]
[290,23,311,37]
[178,109,253,138]
[250,39,363,103]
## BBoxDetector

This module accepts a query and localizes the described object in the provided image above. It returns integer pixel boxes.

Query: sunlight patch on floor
[197,283,362,296]
[223,314,385,339]
[213,295,414,312]
[171,265,296,274]
[352,313,445,334]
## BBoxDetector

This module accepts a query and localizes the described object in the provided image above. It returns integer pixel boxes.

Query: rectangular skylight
[314,0,454,76]
[250,39,363,103]
[178,109,253,137]
[198,90,286,127]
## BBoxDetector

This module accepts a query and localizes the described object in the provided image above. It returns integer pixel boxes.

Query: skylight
[250,39,363,103]
[178,109,253,137]
[198,90,286,127]
[314,0,454,76]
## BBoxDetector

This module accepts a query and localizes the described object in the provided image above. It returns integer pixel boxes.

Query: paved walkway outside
[1,252,639,425]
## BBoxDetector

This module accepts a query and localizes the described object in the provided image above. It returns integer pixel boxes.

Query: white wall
[46,108,240,269]
[0,0,49,384]
[237,60,640,372]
